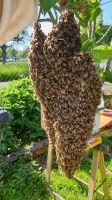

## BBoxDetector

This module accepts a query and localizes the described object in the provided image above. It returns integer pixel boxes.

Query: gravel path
[0,82,9,88]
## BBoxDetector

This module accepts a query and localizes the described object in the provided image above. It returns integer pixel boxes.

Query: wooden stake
[46,142,53,185]
[48,188,65,200]
[88,149,100,200]
[73,175,104,196]
[99,151,109,199]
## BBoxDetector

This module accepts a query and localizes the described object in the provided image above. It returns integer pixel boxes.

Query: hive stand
[46,138,111,200]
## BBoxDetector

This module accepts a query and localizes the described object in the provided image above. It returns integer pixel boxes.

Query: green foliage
[68,0,111,59]
[0,78,50,200]
[0,48,2,59]
[0,62,28,81]
[17,48,29,58]
[90,6,102,21]
[7,48,29,59]
[0,78,46,153]
[0,127,21,154]
[81,38,95,52]
[93,45,112,63]
[68,0,101,28]
[40,0,58,12]
[7,48,18,59]
[95,15,112,45]
[104,71,112,83]
[0,158,53,200]
[80,33,88,43]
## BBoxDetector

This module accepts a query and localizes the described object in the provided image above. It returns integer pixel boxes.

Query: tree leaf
[39,0,59,12]
[91,1,100,9]
[93,45,112,63]
[104,71,112,83]
[85,4,91,21]
[81,39,95,52]
[80,33,88,43]
[90,7,102,21]
[79,19,88,28]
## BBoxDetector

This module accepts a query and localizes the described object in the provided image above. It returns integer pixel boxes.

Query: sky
[101,0,112,25]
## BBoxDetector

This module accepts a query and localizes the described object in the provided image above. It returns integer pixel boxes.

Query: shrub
[0,62,28,81]
[0,126,21,154]
[0,78,46,153]
[0,158,52,200]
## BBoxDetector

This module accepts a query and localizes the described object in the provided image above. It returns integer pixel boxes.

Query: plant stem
[38,6,42,20]
[48,10,57,24]
[96,25,112,45]
[91,19,96,39]
[54,5,61,13]
[38,18,51,22]
[88,21,92,39]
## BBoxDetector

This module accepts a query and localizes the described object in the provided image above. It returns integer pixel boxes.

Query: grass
[50,151,112,200]
[0,61,28,81]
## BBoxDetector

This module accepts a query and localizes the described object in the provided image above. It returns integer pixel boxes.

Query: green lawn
[50,156,112,200]
[0,61,28,81]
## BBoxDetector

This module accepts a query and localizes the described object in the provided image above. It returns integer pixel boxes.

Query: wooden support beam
[48,188,65,200]
[46,142,53,185]
[73,175,104,196]
[88,149,100,200]
[99,152,109,199]
[106,169,112,176]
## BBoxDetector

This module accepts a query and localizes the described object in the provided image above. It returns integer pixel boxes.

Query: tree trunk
[1,44,7,64]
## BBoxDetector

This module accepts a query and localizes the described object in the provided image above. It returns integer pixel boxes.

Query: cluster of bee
[29,11,101,178]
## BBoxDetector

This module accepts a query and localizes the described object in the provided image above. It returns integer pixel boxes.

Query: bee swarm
[29,11,101,178]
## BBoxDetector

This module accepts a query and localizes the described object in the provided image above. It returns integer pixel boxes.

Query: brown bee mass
[59,0,67,7]
[29,11,101,178]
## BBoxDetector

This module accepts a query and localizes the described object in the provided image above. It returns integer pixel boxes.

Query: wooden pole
[46,142,53,185]
[48,188,65,200]
[88,149,100,200]
[73,175,104,196]
[99,151,109,199]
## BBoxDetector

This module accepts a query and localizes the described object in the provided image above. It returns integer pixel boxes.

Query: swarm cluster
[59,0,67,7]
[29,11,101,178]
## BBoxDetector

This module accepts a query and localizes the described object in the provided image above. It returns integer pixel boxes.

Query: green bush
[0,78,46,154]
[0,127,21,154]
[0,62,28,81]
[0,158,53,200]
[0,78,52,200]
